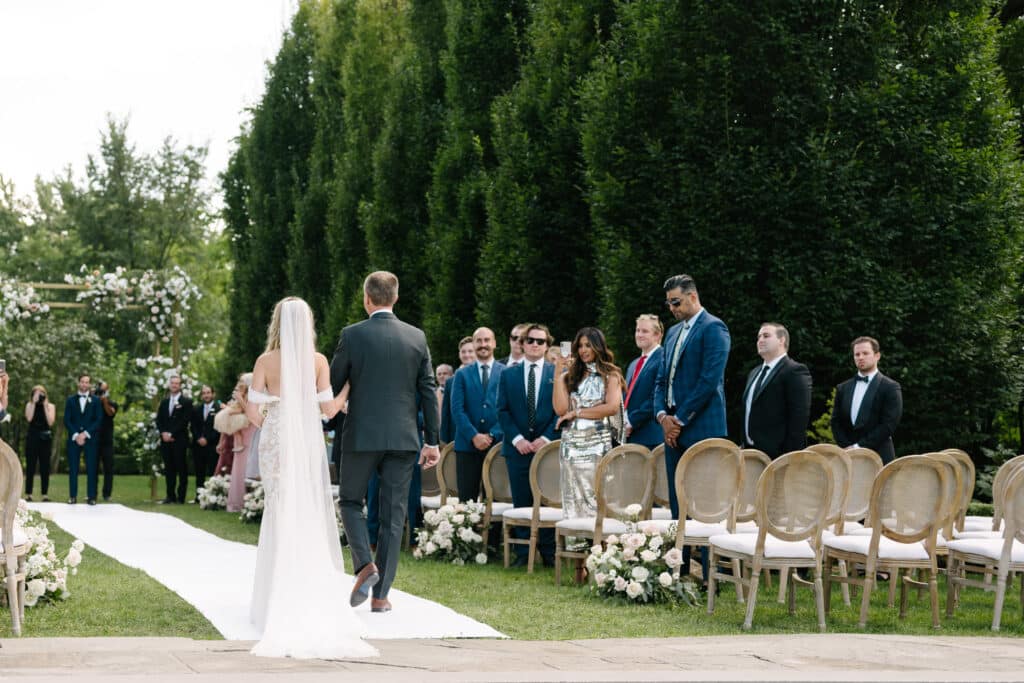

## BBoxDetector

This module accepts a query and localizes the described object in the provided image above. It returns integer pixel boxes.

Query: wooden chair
[792,444,852,604]
[823,455,949,629]
[0,437,28,636]
[650,444,672,520]
[735,449,770,534]
[419,443,452,511]
[946,467,1024,630]
[481,444,513,533]
[844,447,883,531]
[708,450,834,631]
[554,444,655,584]
[502,440,562,573]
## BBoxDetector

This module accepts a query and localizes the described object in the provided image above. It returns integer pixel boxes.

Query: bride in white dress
[245,297,378,659]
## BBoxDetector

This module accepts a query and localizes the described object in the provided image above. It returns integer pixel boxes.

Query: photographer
[95,380,118,501]
[0,367,9,420]
[24,384,56,501]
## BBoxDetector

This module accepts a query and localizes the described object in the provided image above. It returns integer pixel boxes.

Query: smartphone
[559,342,571,358]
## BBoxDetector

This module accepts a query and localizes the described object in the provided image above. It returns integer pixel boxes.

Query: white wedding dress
[247,301,378,659]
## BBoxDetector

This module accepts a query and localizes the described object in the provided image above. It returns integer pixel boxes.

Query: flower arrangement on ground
[197,474,230,510]
[586,516,698,605]
[240,481,264,523]
[14,501,85,606]
[412,499,488,566]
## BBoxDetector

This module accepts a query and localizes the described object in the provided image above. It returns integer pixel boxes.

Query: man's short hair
[851,336,880,353]
[458,336,474,349]
[77,373,91,382]
[436,363,453,373]
[663,274,697,294]
[510,323,527,338]
[761,322,790,350]
[364,271,399,306]
[522,323,554,346]
[635,313,664,337]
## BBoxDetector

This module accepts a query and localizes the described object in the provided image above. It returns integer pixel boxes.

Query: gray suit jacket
[330,311,439,453]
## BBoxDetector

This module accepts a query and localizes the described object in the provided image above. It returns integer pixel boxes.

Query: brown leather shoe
[350,562,379,607]
[370,597,392,613]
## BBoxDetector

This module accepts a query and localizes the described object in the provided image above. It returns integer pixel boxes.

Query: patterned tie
[527,363,537,432]
[481,363,490,394]
[624,355,647,408]
[666,321,691,408]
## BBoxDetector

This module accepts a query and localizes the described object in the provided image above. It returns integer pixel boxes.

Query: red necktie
[624,355,647,408]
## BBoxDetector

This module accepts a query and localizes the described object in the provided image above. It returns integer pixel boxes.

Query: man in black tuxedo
[156,375,193,503]
[190,385,222,501]
[331,271,440,613]
[831,336,903,463]
[63,373,104,505]
[741,323,812,459]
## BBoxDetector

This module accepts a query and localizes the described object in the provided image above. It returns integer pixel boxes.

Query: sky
[0,0,295,202]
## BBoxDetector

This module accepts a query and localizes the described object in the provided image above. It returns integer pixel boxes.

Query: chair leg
[787,569,796,615]
[777,564,789,604]
[503,523,511,568]
[822,552,833,615]
[945,555,958,618]
[887,568,899,607]
[555,533,563,586]
[899,569,909,619]
[929,568,940,630]
[743,567,761,630]
[527,527,538,573]
[838,559,851,607]
[6,574,20,636]
[707,548,718,615]
[859,558,876,628]
[814,564,826,633]
[993,568,1008,631]
[732,558,744,603]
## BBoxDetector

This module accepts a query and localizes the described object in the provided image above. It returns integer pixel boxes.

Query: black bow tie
[855,375,870,383]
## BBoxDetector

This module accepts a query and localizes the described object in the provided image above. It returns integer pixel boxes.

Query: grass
[6,474,1023,640]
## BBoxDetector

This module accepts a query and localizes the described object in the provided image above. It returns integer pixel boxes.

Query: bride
[245,297,378,659]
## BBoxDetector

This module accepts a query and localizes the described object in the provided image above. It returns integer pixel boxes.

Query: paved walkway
[3,634,1024,682]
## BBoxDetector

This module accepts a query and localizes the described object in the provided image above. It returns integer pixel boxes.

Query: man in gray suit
[331,271,440,613]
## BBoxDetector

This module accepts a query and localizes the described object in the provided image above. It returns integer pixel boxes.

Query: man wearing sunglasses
[497,323,560,566]
[500,324,528,367]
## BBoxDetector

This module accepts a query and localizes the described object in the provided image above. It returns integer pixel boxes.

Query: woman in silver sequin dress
[553,328,624,533]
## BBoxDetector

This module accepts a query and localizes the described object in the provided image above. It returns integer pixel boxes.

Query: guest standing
[64,373,103,505]
[624,314,665,450]
[830,336,903,463]
[450,327,504,501]
[156,376,193,504]
[95,380,118,501]
[741,323,812,459]
[190,385,222,500]
[213,374,256,512]
[23,385,55,501]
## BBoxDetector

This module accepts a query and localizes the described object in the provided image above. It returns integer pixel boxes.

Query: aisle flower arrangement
[240,481,264,523]
[586,514,697,605]
[197,474,230,510]
[14,502,85,606]
[412,500,488,566]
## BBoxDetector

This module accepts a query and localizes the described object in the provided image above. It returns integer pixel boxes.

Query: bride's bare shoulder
[255,350,281,366]
[314,352,329,368]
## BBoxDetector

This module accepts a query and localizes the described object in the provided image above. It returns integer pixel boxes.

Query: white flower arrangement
[240,481,264,523]
[13,500,84,606]
[412,499,487,565]
[197,474,230,510]
[0,279,49,325]
[586,519,698,605]
[135,354,199,401]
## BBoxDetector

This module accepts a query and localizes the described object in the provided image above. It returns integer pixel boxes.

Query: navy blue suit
[440,376,455,444]
[497,360,559,560]
[450,360,505,500]
[624,346,665,449]
[63,393,103,500]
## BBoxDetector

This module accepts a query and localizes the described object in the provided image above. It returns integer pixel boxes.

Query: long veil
[250,299,378,659]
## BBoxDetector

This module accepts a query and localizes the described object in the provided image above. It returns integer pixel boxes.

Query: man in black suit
[331,271,439,613]
[95,380,119,501]
[155,375,193,503]
[831,336,903,463]
[190,385,222,501]
[741,323,812,459]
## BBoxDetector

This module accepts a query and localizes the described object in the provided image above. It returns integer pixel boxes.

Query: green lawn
[6,474,1022,639]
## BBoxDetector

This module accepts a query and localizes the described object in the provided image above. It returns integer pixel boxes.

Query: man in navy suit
[63,373,104,505]
[450,327,505,501]
[624,314,665,449]
[497,323,560,566]
[831,336,903,463]
[441,336,476,444]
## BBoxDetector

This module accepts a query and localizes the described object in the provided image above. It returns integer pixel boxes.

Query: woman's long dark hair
[565,327,623,394]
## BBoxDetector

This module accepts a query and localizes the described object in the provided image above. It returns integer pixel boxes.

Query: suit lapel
[753,359,785,403]
[854,374,882,428]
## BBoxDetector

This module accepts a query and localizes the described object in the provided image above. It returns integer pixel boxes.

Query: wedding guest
[499,324,528,366]
[0,369,8,420]
[23,385,56,501]
[830,336,903,463]
[213,374,256,512]
[450,327,504,501]
[95,381,118,501]
[441,336,476,444]
[64,373,103,505]
[544,346,560,364]
[434,363,453,424]
[156,375,193,504]
[553,328,623,573]
[190,385,222,500]
[624,314,664,449]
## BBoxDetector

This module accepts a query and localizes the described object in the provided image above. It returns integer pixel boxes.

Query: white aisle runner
[27,502,504,640]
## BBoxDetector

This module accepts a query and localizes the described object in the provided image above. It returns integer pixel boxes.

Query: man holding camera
[0,364,8,421]
[95,381,118,501]
[64,373,103,505]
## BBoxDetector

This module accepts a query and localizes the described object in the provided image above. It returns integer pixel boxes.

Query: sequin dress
[559,364,613,526]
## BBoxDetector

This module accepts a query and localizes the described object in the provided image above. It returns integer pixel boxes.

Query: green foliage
[975,442,1020,502]
[808,388,837,445]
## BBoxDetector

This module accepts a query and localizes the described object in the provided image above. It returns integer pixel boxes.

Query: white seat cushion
[0,526,29,553]
[947,537,1024,563]
[710,532,815,560]
[965,515,993,523]
[555,517,630,534]
[960,518,1001,532]
[734,520,759,534]
[680,520,730,539]
[502,506,563,522]
[420,495,441,509]
[952,528,1003,540]
[488,502,513,515]
[824,534,930,561]
[650,507,673,520]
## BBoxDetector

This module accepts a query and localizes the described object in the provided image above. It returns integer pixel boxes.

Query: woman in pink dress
[213,373,255,512]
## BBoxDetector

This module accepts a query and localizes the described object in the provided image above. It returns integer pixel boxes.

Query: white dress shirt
[744,353,786,445]
[850,370,877,425]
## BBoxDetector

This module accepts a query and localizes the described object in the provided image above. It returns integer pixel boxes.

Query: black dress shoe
[24,495,32,502]
[68,497,77,505]
[158,498,175,504]
[103,496,110,502]
[87,498,96,506]
[511,554,529,568]
[541,555,555,568]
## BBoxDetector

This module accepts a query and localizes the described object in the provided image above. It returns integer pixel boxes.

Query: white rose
[452,557,465,566]
[72,539,85,552]
[625,503,642,517]
[595,572,607,587]
[623,547,636,560]
[413,548,423,559]
[458,527,475,542]
[424,541,438,554]
[605,534,619,546]
[475,553,488,565]
[658,572,673,587]
[648,535,663,550]
[663,548,683,569]
[625,580,644,599]
[613,576,628,592]
[439,505,455,515]
[27,579,46,597]
[640,549,658,563]
[468,513,481,524]
[23,593,38,608]
[631,566,650,582]
[452,514,465,525]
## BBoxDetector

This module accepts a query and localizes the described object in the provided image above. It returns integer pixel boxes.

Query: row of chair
[1,437,27,636]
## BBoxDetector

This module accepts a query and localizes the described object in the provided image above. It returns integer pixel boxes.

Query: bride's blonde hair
[265,297,317,352]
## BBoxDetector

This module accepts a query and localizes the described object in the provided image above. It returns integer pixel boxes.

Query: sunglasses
[510,336,520,342]
[664,298,684,308]
[523,337,548,346]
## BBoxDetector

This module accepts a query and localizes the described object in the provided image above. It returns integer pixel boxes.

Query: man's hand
[471,433,492,451]
[161,432,173,443]
[419,444,440,468]
[198,437,207,447]
[660,415,681,449]
[529,437,547,453]
[75,433,87,446]
[515,439,533,455]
